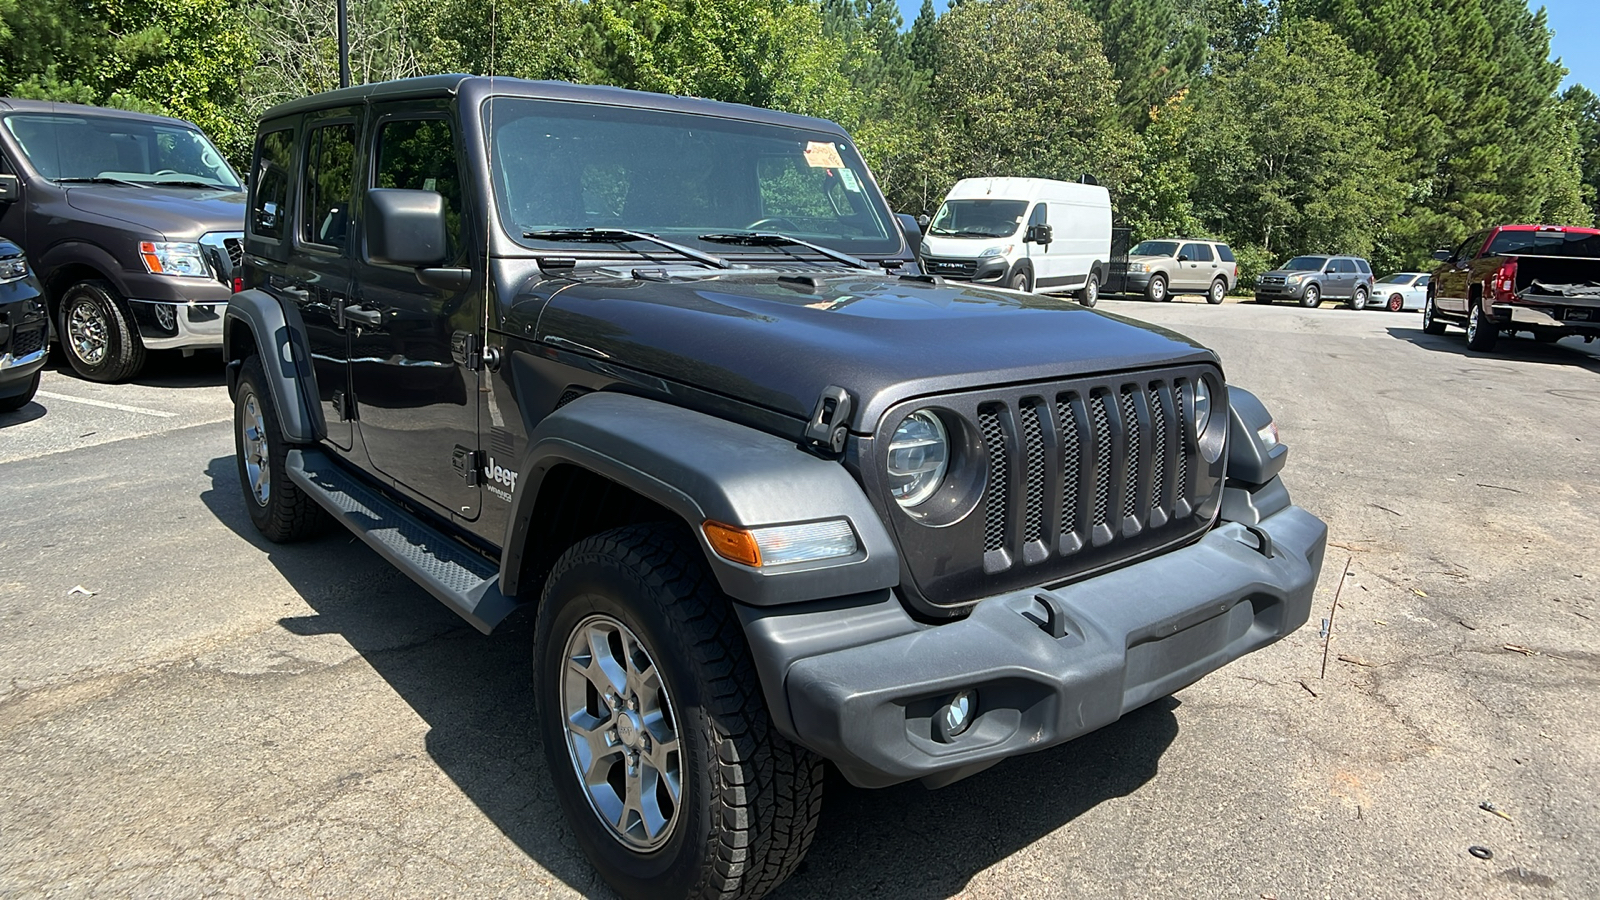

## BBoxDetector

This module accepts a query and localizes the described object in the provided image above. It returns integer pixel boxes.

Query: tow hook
[1239,523,1275,559]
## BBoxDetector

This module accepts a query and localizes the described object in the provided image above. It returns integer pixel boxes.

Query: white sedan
[1370,272,1430,311]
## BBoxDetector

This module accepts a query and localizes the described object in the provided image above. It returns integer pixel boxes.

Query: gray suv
[0,99,245,381]
[1254,255,1375,308]
[1125,239,1238,304]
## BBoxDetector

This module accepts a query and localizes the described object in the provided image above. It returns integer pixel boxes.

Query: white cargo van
[919,177,1112,305]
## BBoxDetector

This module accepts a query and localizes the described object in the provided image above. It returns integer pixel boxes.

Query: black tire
[1465,301,1498,352]
[1008,267,1033,292]
[1299,284,1322,308]
[1144,274,1168,303]
[234,355,327,541]
[1206,278,1227,305]
[58,280,146,382]
[1348,287,1368,310]
[535,524,824,900]
[1077,271,1099,307]
[0,370,40,412]
[1422,294,1446,334]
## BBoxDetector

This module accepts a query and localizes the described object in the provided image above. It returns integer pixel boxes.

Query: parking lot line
[35,390,178,418]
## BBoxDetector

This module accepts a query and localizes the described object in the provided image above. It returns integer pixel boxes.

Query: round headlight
[1192,378,1212,438]
[887,410,948,508]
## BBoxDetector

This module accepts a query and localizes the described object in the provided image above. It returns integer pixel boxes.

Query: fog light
[936,689,977,742]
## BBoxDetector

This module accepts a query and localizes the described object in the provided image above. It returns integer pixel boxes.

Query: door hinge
[451,331,482,371]
[452,445,483,485]
[803,385,852,458]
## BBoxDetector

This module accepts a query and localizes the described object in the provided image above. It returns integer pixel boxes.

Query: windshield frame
[482,97,902,259]
[1282,256,1330,272]
[1,111,241,190]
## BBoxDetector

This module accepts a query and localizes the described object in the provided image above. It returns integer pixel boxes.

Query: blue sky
[893,1,1598,90]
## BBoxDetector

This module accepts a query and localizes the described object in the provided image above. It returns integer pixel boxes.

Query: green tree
[1565,84,1600,222]
[1183,19,1405,266]
[1078,0,1206,130]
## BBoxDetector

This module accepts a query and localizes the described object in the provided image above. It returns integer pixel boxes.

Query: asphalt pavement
[1,302,1597,899]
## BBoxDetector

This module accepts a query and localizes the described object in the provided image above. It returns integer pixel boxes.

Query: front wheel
[1422,294,1447,334]
[58,280,146,382]
[1145,274,1168,303]
[1077,272,1099,307]
[1465,302,1498,351]
[1299,284,1322,308]
[235,356,327,541]
[1008,267,1033,292]
[1206,278,1227,305]
[535,525,824,900]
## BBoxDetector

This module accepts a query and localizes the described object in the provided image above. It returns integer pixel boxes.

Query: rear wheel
[1465,302,1498,351]
[1206,278,1227,305]
[1299,284,1322,308]
[1387,293,1404,312]
[535,525,824,900]
[1348,287,1368,310]
[1145,274,1168,303]
[58,280,146,382]
[1422,294,1447,334]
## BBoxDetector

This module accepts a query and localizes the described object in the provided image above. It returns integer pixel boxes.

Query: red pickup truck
[1424,224,1600,351]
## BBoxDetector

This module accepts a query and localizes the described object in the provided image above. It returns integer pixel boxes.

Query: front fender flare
[502,392,900,606]
[222,289,324,444]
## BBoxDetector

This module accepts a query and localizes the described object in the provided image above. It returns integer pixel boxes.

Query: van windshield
[927,199,1028,238]
[487,98,899,256]
[3,112,240,189]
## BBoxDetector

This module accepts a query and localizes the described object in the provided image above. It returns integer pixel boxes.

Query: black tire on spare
[58,280,146,382]
[234,355,327,542]
[0,369,40,412]
[534,524,825,900]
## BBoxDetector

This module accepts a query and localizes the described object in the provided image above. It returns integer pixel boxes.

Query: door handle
[343,305,383,327]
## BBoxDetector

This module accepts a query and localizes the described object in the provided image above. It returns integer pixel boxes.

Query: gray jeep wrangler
[225,75,1327,900]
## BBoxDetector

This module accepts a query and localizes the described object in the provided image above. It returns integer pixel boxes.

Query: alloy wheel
[240,391,271,507]
[560,613,683,851]
[67,299,110,366]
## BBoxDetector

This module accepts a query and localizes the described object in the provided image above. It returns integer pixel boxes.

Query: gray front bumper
[776,502,1327,788]
[1254,282,1306,300]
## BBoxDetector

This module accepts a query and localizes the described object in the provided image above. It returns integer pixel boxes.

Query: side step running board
[287,448,517,634]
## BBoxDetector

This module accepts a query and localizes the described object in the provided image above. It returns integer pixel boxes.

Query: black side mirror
[0,174,19,202]
[1431,249,1452,261]
[896,212,923,244]
[1177,253,1190,262]
[1026,223,1053,245]
[366,188,448,268]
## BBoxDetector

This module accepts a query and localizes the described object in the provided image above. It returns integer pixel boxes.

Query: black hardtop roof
[259,75,849,136]
[0,97,202,129]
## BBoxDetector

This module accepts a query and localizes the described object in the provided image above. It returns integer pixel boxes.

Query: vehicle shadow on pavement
[1386,326,1600,374]
[202,456,1179,900]
[43,346,227,388]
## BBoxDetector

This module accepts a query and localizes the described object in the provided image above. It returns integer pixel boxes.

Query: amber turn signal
[702,521,761,567]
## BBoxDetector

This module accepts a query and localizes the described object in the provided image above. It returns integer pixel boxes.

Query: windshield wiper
[698,232,872,270]
[523,228,730,269]
[53,176,149,189]
[147,179,234,190]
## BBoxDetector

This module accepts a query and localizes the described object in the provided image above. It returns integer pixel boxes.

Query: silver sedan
[1371,272,1430,311]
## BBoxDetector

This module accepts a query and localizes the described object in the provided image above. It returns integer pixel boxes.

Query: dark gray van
[0,99,246,381]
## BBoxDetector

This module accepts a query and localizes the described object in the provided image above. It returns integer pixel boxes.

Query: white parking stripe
[35,391,178,418]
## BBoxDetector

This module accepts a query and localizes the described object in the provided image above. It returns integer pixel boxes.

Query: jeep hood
[63,185,246,239]
[527,271,1217,430]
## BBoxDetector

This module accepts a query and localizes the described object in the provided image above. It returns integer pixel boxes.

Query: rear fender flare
[222,289,324,444]
[501,392,900,607]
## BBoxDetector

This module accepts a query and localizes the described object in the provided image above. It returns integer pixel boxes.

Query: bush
[1229,244,1277,292]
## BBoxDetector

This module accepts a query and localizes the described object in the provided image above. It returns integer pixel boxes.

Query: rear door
[348,102,482,521]
[1178,242,1214,290]
[1327,258,1354,298]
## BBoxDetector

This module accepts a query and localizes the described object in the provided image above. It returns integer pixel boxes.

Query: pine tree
[1078,0,1206,129]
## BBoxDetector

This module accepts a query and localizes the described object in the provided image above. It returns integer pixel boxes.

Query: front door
[287,110,361,450]
[1024,202,1053,285]
[1435,233,1482,314]
[349,105,481,521]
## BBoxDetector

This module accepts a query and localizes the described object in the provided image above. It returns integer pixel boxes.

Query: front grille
[872,366,1223,611]
[1262,276,1286,285]
[9,325,44,357]
[922,256,978,278]
[225,237,244,271]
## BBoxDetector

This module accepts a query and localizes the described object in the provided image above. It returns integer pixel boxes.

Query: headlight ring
[887,409,949,508]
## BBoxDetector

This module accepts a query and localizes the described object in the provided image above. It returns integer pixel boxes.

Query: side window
[1189,243,1214,262]
[373,118,464,262]
[1028,203,1048,227]
[251,128,294,240]
[1355,259,1371,274]
[1418,275,1431,287]
[1215,244,1235,262]
[1178,242,1205,261]
[302,122,356,250]
[1332,258,1355,273]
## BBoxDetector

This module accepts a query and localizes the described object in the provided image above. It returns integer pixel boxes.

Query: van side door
[348,103,482,522]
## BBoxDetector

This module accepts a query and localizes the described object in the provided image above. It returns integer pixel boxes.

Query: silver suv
[1124,239,1238,304]
[1254,255,1375,308]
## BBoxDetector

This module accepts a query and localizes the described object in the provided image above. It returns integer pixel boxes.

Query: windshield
[1486,229,1600,258]
[1377,273,1414,284]
[927,199,1027,238]
[488,98,898,256]
[3,112,240,189]
[1282,256,1329,271]
[1131,240,1179,257]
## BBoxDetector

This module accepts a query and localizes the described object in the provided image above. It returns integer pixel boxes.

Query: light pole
[336,0,351,89]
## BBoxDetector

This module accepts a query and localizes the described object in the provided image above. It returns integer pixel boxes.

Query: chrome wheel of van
[560,612,683,851]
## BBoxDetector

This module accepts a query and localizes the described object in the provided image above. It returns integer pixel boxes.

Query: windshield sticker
[838,169,862,192]
[804,141,845,169]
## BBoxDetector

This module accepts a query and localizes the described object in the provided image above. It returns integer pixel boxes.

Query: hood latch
[803,385,853,458]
